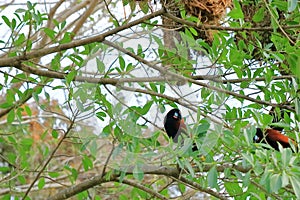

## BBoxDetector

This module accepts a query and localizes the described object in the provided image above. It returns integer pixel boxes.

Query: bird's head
[253,128,264,143]
[166,108,181,120]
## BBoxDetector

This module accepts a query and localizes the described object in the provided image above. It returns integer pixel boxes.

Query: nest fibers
[182,0,232,43]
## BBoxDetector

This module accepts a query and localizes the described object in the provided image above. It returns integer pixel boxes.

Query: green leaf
[189,27,198,36]
[270,174,282,193]
[77,191,88,199]
[65,70,77,85]
[290,176,300,199]
[224,181,242,196]
[89,140,98,157]
[288,0,298,12]
[60,20,67,29]
[16,8,27,13]
[82,155,93,171]
[119,194,128,200]
[52,130,59,139]
[290,55,300,80]
[295,97,300,120]
[128,0,136,12]
[27,1,34,9]
[14,33,26,46]
[11,18,16,30]
[138,1,149,14]
[252,7,265,23]
[43,28,57,40]
[7,109,15,123]
[21,138,33,147]
[282,171,289,187]
[260,169,271,192]
[133,165,144,181]
[67,166,79,181]
[137,44,143,55]
[68,54,84,67]
[159,83,165,94]
[228,0,244,19]
[184,28,193,39]
[261,113,273,126]
[178,183,186,193]
[242,153,254,167]
[8,136,17,144]
[224,168,231,178]
[119,56,125,70]
[0,166,11,173]
[253,162,264,176]
[126,63,134,72]
[11,73,26,83]
[48,171,60,178]
[60,32,72,44]
[281,148,292,167]
[96,58,105,73]
[200,130,219,155]
[18,175,26,184]
[2,16,10,27]
[140,101,153,115]
[75,99,85,112]
[38,177,45,190]
[243,171,251,187]
[6,90,16,105]
[270,122,290,129]
[94,196,101,200]
[51,54,61,70]
[96,111,106,121]
[195,119,210,136]
[0,102,12,109]
[149,83,157,92]
[207,166,218,189]
[32,91,40,103]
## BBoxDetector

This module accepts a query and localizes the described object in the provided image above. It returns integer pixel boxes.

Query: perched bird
[164,108,187,143]
[163,108,200,151]
[254,107,296,151]
[254,128,296,151]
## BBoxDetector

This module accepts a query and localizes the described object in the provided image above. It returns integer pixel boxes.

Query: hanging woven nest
[183,0,231,22]
[182,0,232,43]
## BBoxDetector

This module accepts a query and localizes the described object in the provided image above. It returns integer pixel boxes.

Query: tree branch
[116,178,169,200]
[23,118,76,199]
[0,8,166,67]
[102,40,295,112]
[48,163,251,200]
[175,175,228,200]
[162,12,300,32]
[0,84,42,118]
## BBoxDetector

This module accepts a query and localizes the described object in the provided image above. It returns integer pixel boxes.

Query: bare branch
[162,12,300,32]
[0,8,166,67]
[116,178,169,200]
[23,118,76,199]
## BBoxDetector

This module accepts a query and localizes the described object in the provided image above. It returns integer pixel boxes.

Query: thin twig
[116,178,169,200]
[23,117,76,199]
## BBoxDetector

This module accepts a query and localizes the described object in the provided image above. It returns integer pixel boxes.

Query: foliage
[0,0,299,199]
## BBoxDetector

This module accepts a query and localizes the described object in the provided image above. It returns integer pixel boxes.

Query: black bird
[164,108,199,151]
[254,107,297,151]
[254,128,296,151]
[164,108,187,143]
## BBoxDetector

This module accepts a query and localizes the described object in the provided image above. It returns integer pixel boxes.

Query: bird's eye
[173,112,179,119]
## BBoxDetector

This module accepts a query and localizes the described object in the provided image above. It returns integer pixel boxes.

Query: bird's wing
[266,129,293,145]
[173,119,187,143]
